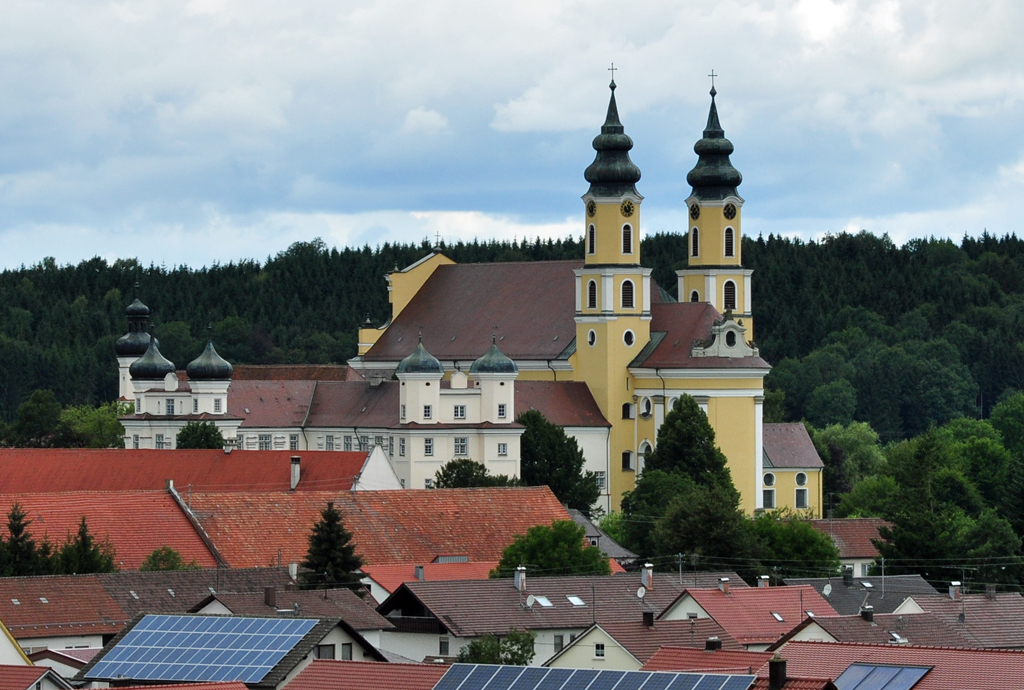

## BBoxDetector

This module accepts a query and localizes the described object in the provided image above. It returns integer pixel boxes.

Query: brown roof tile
[781,612,975,648]
[632,303,770,370]
[808,519,888,559]
[910,593,1024,648]
[0,667,52,690]
[194,589,392,631]
[784,575,940,616]
[360,562,498,594]
[763,424,824,469]
[641,646,773,673]
[227,379,316,428]
[233,365,363,381]
[595,619,745,662]
[286,660,448,690]
[305,381,400,428]
[0,574,124,640]
[515,382,610,427]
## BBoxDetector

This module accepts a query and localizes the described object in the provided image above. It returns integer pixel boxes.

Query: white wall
[17,634,105,652]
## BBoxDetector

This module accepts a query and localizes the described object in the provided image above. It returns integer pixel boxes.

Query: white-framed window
[595,643,605,659]
[359,436,369,451]
[424,438,433,456]
[724,227,735,257]
[289,434,299,451]
[193,399,198,413]
[258,434,272,451]
[595,471,606,490]
[165,398,174,415]
[132,434,139,449]
[726,330,737,347]
[622,451,634,470]
[587,225,596,254]
[214,398,222,413]
[622,403,634,420]
[375,435,383,447]
[423,405,432,420]
[763,489,776,509]
[454,405,466,419]
[454,437,468,455]
[796,488,809,509]
[135,397,140,412]
[344,435,352,451]
[389,437,394,455]
[326,435,334,451]
[155,434,165,450]
[498,443,507,456]
[587,329,596,347]
[691,227,699,257]
[621,280,635,309]
[764,472,776,487]
[399,438,406,456]
[341,643,353,661]
[401,404,406,420]
[690,290,700,303]
[623,329,635,346]
[587,280,597,309]
[723,280,737,311]
[236,434,244,448]
[622,224,633,254]
[554,634,564,653]
[439,636,449,656]
[796,472,808,486]
[639,397,652,418]
[425,478,434,489]
[498,404,507,419]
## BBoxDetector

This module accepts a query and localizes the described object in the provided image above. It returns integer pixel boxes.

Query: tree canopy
[491,519,610,578]
[456,629,536,665]
[517,410,600,516]
[140,546,199,571]
[175,421,226,450]
[433,459,519,489]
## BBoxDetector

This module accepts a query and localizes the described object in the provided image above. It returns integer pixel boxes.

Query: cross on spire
[608,63,617,84]
[434,231,442,248]
[708,69,717,88]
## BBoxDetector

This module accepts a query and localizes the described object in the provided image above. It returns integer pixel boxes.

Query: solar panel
[562,669,600,690]
[835,664,930,690]
[693,676,730,690]
[587,670,625,690]
[508,667,551,690]
[485,665,528,690]
[434,665,754,690]
[612,671,651,690]
[717,676,755,690]
[640,673,676,690]
[84,615,317,684]
[461,665,502,690]
[535,667,574,690]
[665,675,702,690]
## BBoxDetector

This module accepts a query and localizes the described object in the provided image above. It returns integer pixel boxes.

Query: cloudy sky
[2,0,1023,269]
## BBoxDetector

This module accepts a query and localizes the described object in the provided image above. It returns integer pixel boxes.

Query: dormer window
[193,399,198,413]
[214,399,222,413]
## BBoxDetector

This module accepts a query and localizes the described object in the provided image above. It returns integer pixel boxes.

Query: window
[796,488,809,509]
[439,637,450,656]
[763,489,776,509]
[622,224,633,254]
[454,405,466,419]
[401,404,406,420]
[389,437,394,455]
[621,280,635,309]
[623,329,635,346]
[135,397,141,412]
[861,562,869,577]
[425,478,434,489]
[423,405,432,420]
[344,435,352,451]
[498,403,507,419]
[290,434,299,451]
[726,331,737,346]
[155,434,165,450]
[587,225,596,254]
[771,612,784,622]
[640,397,652,418]
[595,471,606,490]
[193,399,198,413]
[454,437,468,455]
[587,329,596,347]
[399,438,406,456]
[314,644,335,660]
[725,227,735,257]
[166,398,175,415]
[132,434,139,449]
[341,643,353,661]
[723,280,737,311]
[796,472,808,486]
[400,479,405,488]
[359,436,369,451]
[498,443,507,456]
[622,451,634,470]
[326,435,334,451]
[639,442,652,458]
[214,398,222,413]
[424,438,433,456]
[595,643,605,659]
[622,403,633,419]
[763,473,776,487]
[258,434,271,451]
[587,280,597,309]
[554,634,564,652]
[691,227,699,256]
[375,435,383,447]
[690,290,700,302]
[236,434,244,448]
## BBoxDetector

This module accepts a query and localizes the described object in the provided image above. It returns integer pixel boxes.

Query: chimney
[288,562,298,581]
[860,605,874,622]
[719,577,730,595]
[843,566,854,586]
[768,653,787,690]
[705,637,722,651]
[986,584,997,600]
[643,611,654,627]
[642,562,654,589]
[758,575,770,588]
[290,456,301,491]
[264,587,276,608]
[949,581,961,600]
[415,565,425,581]
[514,566,527,592]
[166,479,174,491]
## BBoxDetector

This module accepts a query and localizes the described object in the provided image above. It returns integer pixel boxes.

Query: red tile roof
[515,382,610,427]
[28,647,100,666]
[641,646,773,673]
[808,519,887,559]
[909,593,1024,648]
[633,303,770,370]
[777,612,975,648]
[361,562,498,593]
[362,261,582,363]
[595,619,745,662]
[773,641,1024,690]
[0,491,216,570]
[227,379,316,428]
[189,487,569,567]
[749,679,837,690]
[0,574,124,640]
[670,586,838,646]
[763,424,824,469]
[0,667,50,690]
[233,365,363,381]
[286,660,447,690]
[114,684,248,690]
[0,449,369,493]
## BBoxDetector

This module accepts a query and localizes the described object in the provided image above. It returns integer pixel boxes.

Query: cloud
[401,108,449,135]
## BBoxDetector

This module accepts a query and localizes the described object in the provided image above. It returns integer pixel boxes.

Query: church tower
[677,86,755,339]
[575,79,652,496]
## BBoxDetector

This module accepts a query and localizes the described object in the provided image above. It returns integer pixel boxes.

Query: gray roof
[567,508,637,562]
[783,574,940,616]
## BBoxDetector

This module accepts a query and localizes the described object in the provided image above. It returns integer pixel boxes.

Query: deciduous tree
[492,520,609,578]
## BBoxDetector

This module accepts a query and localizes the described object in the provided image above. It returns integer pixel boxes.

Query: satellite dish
[637,586,646,599]
[823,583,833,597]
[526,595,536,608]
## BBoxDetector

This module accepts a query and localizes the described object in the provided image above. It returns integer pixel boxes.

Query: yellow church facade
[353,82,822,516]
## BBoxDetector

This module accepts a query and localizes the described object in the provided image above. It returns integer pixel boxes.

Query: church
[117,81,823,516]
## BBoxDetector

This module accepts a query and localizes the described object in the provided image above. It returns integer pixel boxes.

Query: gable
[660,593,711,620]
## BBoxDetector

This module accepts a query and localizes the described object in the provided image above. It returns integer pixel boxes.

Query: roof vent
[264,587,277,608]
[415,565,425,581]
[643,611,654,627]
[514,566,527,592]
[861,606,874,623]
[705,637,722,651]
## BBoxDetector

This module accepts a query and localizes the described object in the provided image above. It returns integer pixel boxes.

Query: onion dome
[395,337,443,375]
[584,81,642,198]
[115,329,152,357]
[686,87,742,201]
[470,337,518,375]
[129,336,175,380]
[125,297,150,317]
[186,340,234,380]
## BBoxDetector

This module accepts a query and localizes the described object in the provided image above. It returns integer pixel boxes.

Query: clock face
[724,203,737,220]
[586,200,597,218]
[620,200,635,218]
[689,203,700,220]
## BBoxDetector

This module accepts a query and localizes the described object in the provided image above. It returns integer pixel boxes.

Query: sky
[2,0,1024,269]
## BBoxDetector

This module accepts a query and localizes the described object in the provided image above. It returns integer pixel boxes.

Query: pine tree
[300,502,363,588]
[58,517,116,574]
[517,410,600,516]
[644,395,735,493]
[5,503,41,576]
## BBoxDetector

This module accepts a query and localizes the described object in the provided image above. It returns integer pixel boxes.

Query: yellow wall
[545,627,641,671]
[765,468,822,517]
[585,202,641,265]
[390,253,455,320]
[687,203,742,267]
[707,396,758,514]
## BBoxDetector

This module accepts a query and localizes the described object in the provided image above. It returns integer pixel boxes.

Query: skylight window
[567,596,586,606]
[11,599,19,605]
[805,611,814,617]
[862,582,874,588]
[208,587,216,595]
[771,612,784,622]
[534,596,553,607]
[39,597,48,604]
[130,590,139,599]
[167,589,175,597]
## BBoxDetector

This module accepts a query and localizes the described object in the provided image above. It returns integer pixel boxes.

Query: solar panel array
[834,664,930,690]
[434,664,754,690]
[85,614,318,683]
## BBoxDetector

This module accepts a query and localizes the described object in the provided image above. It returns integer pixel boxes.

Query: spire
[686,87,742,201]
[584,79,642,198]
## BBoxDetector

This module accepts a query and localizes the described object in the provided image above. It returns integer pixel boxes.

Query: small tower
[114,287,153,402]
[129,335,177,415]
[186,337,233,416]
[677,86,755,338]
[395,337,443,425]
[469,336,518,423]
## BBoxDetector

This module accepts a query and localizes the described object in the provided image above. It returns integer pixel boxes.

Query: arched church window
[588,225,596,254]
[621,280,635,309]
[690,290,700,303]
[723,280,737,311]
[622,225,633,254]
[587,280,597,309]
[691,228,699,257]
[725,227,735,257]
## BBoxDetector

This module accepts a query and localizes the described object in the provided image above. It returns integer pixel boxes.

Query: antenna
[823,583,832,598]
[526,595,536,609]
[637,586,646,599]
